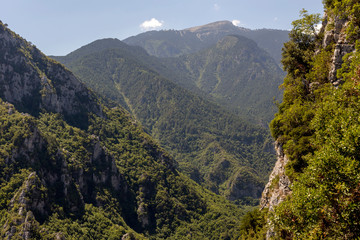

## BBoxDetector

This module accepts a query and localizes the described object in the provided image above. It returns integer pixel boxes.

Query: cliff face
[0,23,102,129]
[260,142,292,239]
[261,6,357,214]
[1,103,129,239]
[322,13,356,86]
[0,22,139,238]
[260,141,291,211]
[260,4,359,239]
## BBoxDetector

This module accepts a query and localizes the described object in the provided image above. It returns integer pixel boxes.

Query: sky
[0,0,324,56]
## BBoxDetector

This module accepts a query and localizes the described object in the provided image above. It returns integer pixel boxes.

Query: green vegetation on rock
[254,1,360,238]
[162,35,284,124]
[54,39,276,204]
[0,21,251,239]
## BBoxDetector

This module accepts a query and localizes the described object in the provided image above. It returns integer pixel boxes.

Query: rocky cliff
[1,101,129,239]
[0,22,102,129]
[260,142,291,239]
[260,3,358,239]
[260,142,291,212]
[322,12,356,86]
[261,4,357,212]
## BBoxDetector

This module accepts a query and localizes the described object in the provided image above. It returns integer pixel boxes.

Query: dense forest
[242,0,360,239]
[160,35,284,123]
[54,38,276,205]
[0,21,252,239]
[4,0,359,239]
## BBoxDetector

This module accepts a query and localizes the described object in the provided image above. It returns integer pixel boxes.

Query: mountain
[242,2,360,239]
[123,20,289,65]
[0,21,250,239]
[53,38,276,205]
[161,35,285,123]
[57,33,284,124]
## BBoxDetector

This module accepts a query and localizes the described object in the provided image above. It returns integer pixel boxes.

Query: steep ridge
[55,36,284,124]
[53,38,276,204]
[0,25,102,129]
[162,35,284,123]
[123,20,289,65]
[241,2,360,239]
[0,21,250,239]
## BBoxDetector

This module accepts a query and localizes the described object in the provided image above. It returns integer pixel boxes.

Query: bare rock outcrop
[0,103,129,238]
[322,13,356,86]
[260,141,291,211]
[0,23,103,128]
[260,141,292,239]
[260,10,357,239]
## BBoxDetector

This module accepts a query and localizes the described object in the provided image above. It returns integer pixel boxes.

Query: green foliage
[324,0,360,41]
[162,35,284,124]
[282,9,321,80]
[239,208,268,239]
[273,79,360,238]
[0,100,35,183]
[43,204,145,240]
[55,41,276,203]
[0,99,247,239]
[270,9,325,179]
[0,24,251,239]
[88,108,247,238]
[0,169,32,210]
[271,3,360,237]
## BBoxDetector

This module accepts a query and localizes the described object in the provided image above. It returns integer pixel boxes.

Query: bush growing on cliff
[270,2,360,237]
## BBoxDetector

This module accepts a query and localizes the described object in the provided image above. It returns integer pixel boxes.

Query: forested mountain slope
[242,1,360,239]
[0,21,250,239]
[123,20,289,66]
[53,38,276,204]
[161,35,284,123]
[56,35,284,125]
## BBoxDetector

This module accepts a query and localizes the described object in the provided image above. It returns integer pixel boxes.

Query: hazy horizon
[1,0,323,56]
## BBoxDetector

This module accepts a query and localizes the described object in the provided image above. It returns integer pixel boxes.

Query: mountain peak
[185,20,246,33]
[124,20,288,63]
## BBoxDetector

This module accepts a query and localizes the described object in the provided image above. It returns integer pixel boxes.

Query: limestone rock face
[0,23,102,128]
[1,103,128,238]
[260,141,291,211]
[260,141,292,239]
[261,9,356,214]
[260,10,357,239]
[322,13,356,86]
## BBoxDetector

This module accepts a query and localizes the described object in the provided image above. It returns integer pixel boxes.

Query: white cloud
[315,23,322,33]
[232,20,241,27]
[140,18,164,31]
[214,3,220,11]
[274,17,278,22]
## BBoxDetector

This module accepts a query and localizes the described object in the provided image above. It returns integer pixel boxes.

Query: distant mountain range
[52,21,288,205]
[53,38,276,204]
[0,17,292,239]
[124,20,289,66]
[0,21,250,239]
[158,34,284,123]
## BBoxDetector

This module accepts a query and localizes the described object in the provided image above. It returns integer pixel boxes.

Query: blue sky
[0,0,324,56]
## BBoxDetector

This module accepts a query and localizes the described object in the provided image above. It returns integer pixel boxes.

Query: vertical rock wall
[323,13,355,86]
[260,141,291,211]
